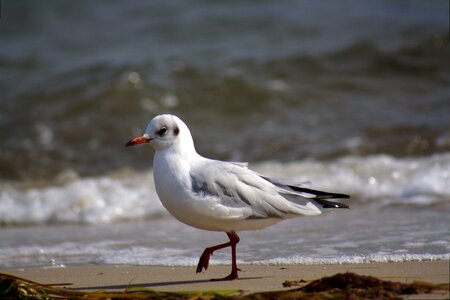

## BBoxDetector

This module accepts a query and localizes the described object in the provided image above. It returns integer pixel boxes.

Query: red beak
[125,135,151,147]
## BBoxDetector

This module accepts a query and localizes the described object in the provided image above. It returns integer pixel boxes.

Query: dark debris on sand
[1,271,446,300]
[268,272,439,300]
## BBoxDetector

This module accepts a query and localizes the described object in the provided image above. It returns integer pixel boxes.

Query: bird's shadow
[73,276,262,291]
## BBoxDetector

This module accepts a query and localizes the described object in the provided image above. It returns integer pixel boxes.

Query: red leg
[196,231,241,281]
[196,240,232,273]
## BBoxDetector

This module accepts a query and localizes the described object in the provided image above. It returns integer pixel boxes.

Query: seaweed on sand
[0,272,239,300]
[276,272,446,300]
[0,271,447,300]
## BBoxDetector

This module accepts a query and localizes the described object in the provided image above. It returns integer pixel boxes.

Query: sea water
[0,1,449,268]
[0,155,449,268]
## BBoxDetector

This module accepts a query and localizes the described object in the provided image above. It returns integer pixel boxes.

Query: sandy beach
[1,261,448,298]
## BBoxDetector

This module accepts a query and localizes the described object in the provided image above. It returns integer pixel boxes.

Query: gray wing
[189,160,325,219]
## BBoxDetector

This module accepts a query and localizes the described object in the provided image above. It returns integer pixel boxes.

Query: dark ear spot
[174,126,180,136]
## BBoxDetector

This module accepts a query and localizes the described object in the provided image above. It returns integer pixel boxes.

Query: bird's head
[126,114,194,152]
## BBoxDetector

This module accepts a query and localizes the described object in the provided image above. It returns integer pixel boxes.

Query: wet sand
[1,260,448,298]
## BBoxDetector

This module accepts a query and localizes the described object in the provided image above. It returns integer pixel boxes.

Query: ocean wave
[1,241,447,269]
[0,173,164,226]
[258,253,450,265]
[255,153,450,206]
[101,252,450,267]
[1,29,449,181]
[0,153,449,226]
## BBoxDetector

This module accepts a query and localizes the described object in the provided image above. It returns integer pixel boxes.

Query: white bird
[126,114,349,281]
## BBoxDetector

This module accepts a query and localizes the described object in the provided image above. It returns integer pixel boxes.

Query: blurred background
[0,1,449,268]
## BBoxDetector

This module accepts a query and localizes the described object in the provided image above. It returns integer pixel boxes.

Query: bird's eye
[157,127,168,136]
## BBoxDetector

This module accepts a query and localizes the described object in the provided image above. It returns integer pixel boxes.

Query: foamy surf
[0,173,164,225]
[1,233,448,269]
[1,154,448,269]
[1,153,449,226]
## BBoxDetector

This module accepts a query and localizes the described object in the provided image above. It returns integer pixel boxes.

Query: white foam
[101,253,450,267]
[2,240,448,268]
[0,173,165,225]
[1,153,449,225]
[258,253,450,265]
[254,153,450,206]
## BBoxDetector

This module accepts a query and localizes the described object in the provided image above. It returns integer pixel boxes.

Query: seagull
[126,114,349,281]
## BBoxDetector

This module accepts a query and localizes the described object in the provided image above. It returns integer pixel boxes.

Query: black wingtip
[315,199,350,209]
[287,185,350,200]
[323,192,351,199]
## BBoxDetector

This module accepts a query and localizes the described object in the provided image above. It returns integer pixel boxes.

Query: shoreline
[1,261,448,295]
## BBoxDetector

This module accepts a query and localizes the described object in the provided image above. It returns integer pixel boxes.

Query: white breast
[153,150,216,230]
[153,151,283,232]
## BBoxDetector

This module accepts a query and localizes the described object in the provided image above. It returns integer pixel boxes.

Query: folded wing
[189,160,349,221]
